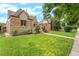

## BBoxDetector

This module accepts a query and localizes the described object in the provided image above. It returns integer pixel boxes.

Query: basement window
[21,20,26,26]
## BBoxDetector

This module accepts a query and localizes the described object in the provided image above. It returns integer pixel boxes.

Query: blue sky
[0,3,43,23]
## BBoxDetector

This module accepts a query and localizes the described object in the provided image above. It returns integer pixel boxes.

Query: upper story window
[21,20,26,26]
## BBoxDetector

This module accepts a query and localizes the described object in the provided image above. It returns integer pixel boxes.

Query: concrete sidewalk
[43,33,75,39]
[70,34,79,56]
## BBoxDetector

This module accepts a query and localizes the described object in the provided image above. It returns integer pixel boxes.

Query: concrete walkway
[43,33,75,39]
[70,33,79,56]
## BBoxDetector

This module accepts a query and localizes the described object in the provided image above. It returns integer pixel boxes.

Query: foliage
[26,29,32,34]
[53,6,63,20]
[51,18,61,31]
[54,4,79,26]
[43,3,79,29]
[0,23,5,26]
[64,25,72,32]
[42,3,54,19]
[35,25,40,33]
[12,29,18,36]
[43,27,48,32]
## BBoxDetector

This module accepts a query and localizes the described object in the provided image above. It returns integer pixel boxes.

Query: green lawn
[49,31,76,37]
[0,34,73,56]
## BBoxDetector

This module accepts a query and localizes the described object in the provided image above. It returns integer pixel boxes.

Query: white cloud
[0,7,18,14]
[26,8,37,16]
[0,4,18,14]
[22,6,42,16]
[7,7,19,11]
[22,7,42,16]
[23,6,42,16]
[32,6,42,11]
[0,8,7,14]
[40,14,43,17]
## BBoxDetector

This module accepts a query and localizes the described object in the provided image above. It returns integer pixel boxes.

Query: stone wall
[6,10,37,36]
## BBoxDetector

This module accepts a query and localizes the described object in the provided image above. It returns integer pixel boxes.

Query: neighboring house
[39,20,52,32]
[6,9,37,36]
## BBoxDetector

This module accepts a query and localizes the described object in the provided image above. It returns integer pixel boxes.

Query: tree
[51,17,61,31]
[59,4,79,26]
[42,3,55,19]
[43,3,79,26]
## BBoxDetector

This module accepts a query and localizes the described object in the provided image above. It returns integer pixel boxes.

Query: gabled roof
[13,9,23,17]
[8,10,15,16]
[8,9,29,18]
[7,9,37,23]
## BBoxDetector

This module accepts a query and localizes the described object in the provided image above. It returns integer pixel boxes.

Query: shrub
[26,29,32,34]
[35,25,40,33]
[43,27,48,32]
[72,26,77,29]
[64,25,72,32]
[53,25,61,31]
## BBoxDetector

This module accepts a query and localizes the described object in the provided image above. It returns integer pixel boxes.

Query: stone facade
[6,9,37,35]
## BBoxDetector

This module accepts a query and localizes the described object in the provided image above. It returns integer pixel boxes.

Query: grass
[49,30,76,37]
[0,34,73,56]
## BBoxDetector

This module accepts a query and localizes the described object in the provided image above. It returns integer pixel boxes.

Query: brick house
[39,20,52,32]
[6,9,37,36]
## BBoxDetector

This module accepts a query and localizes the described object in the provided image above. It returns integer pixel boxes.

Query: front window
[21,20,26,26]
